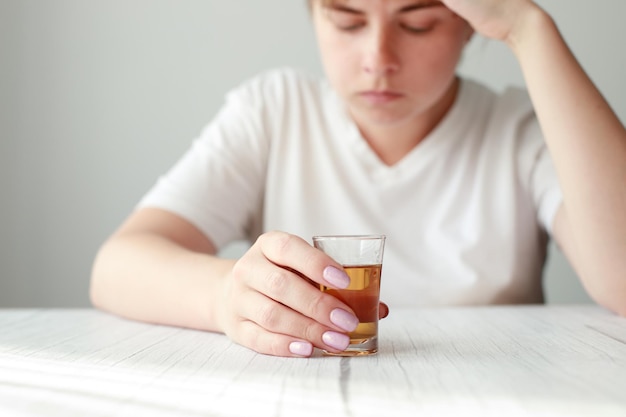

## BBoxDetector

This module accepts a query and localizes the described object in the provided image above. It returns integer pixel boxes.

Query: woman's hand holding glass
[215,231,365,357]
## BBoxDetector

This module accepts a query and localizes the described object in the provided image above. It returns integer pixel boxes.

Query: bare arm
[443,0,626,314]
[514,11,626,315]
[90,208,363,356]
[90,208,232,332]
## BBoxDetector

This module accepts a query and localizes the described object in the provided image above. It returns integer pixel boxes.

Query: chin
[352,106,417,128]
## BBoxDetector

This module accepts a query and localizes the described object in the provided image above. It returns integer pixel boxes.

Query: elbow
[607,303,626,317]
[590,284,626,317]
[89,275,103,311]
[612,302,626,317]
[89,244,112,311]
[578,265,626,316]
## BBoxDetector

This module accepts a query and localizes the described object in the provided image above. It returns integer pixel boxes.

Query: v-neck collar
[325,78,475,180]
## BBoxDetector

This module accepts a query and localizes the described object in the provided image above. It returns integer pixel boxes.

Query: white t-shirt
[139,68,563,307]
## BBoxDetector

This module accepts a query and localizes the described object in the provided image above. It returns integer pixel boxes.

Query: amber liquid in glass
[321,264,381,353]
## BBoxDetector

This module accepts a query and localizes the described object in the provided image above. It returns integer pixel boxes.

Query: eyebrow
[328,1,444,15]
[398,2,444,13]
[328,4,362,15]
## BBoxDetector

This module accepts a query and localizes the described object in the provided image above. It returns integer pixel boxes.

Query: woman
[90,0,626,357]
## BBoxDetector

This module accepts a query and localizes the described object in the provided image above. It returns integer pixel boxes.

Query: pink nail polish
[289,341,313,356]
[322,331,350,351]
[330,308,359,332]
[323,266,350,289]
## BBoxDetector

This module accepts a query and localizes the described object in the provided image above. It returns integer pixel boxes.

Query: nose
[362,28,400,76]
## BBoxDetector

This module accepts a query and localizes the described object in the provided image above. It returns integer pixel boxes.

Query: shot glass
[312,235,386,356]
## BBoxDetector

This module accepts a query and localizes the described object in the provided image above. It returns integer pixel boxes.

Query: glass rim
[312,234,386,241]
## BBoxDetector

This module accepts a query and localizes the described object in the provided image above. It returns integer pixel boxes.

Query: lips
[358,90,403,104]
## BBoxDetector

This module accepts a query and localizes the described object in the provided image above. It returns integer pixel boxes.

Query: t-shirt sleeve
[137,82,270,249]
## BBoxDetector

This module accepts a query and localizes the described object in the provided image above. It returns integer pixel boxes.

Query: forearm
[90,233,235,332]
[509,8,626,308]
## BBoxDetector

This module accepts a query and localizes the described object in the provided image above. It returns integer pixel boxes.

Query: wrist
[193,255,235,334]
[505,4,554,54]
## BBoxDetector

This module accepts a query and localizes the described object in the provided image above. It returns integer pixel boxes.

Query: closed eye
[397,7,443,35]
[337,21,366,31]
[326,8,366,31]
[399,23,433,34]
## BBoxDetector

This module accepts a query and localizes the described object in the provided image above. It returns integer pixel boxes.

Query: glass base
[322,336,378,357]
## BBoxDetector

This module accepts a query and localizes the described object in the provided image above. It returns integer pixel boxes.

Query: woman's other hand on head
[215,231,360,357]
[441,0,545,43]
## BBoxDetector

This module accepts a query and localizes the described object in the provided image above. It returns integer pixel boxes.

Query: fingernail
[330,308,359,332]
[323,266,350,289]
[322,331,350,351]
[289,341,313,357]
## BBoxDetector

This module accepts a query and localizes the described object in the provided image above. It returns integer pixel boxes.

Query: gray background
[1,0,624,307]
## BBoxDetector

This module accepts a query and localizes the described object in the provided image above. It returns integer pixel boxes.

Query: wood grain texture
[0,306,625,416]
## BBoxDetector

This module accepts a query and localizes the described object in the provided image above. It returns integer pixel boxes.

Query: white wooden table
[0,306,625,416]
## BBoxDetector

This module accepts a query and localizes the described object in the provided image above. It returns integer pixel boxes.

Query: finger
[235,320,314,357]
[238,258,359,334]
[379,302,389,319]
[237,289,352,354]
[256,232,350,289]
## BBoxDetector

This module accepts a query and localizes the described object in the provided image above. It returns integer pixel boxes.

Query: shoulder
[460,79,533,120]
[460,79,537,141]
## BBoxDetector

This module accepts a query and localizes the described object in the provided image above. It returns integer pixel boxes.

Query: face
[311,0,472,130]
